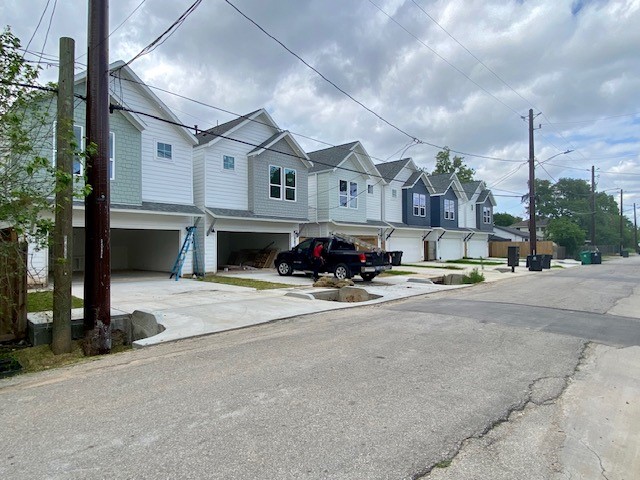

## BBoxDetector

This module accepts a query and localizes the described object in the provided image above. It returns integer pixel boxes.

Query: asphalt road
[1,257,638,479]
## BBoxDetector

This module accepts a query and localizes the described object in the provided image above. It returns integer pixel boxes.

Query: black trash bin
[527,254,543,271]
[621,250,629,258]
[541,254,552,269]
[507,246,519,269]
[591,252,602,264]
[390,251,403,266]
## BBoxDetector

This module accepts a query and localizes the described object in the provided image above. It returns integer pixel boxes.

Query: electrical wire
[20,0,51,62]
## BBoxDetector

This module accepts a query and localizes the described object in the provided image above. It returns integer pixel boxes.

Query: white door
[389,235,423,263]
[438,237,463,261]
[467,238,488,258]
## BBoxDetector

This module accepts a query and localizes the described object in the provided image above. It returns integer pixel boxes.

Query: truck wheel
[334,263,351,280]
[277,261,293,276]
[361,273,376,282]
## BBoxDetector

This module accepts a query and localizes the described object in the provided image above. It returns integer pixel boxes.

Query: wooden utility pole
[590,166,596,246]
[527,109,537,255]
[619,189,624,255]
[634,203,638,253]
[52,37,75,355]
[84,0,111,354]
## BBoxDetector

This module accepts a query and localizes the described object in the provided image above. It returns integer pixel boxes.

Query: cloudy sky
[3,0,639,219]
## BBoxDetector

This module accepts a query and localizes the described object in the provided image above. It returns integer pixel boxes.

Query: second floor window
[269,166,296,201]
[223,155,234,170]
[53,124,114,179]
[392,189,397,198]
[444,198,455,220]
[413,193,426,217]
[367,184,373,194]
[483,206,492,224]
[72,125,84,175]
[156,142,172,160]
[339,180,358,208]
[108,132,115,180]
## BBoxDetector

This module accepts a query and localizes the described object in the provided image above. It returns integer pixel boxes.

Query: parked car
[275,236,392,281]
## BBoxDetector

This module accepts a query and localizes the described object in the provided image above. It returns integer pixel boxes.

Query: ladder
[170,226,200,281]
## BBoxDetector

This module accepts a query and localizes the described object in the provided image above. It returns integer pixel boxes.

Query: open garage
[216,231,291,268]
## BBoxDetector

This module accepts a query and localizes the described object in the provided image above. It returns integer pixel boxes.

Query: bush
[462,268,484,284]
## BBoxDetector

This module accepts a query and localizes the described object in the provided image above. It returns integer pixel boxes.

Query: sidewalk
[86,259,576,348]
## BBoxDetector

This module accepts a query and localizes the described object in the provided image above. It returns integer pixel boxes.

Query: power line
[367,0,522,117]
[20,0,52,62]
[37,0,58,69]
[119,0,202,69]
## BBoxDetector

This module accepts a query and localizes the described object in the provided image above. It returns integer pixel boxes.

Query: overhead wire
[20,0,52,62]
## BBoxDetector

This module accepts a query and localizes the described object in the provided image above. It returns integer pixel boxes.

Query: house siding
[431,187,458,228]
[366,180,382,221]
[476,199,494,232]
[329,156,367,224]
[108,75,194,206]
[402,181,431,227]
[249,138,308,219]
[384,169,410,224]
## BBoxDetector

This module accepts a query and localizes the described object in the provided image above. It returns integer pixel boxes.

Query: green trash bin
[580,251,592,265]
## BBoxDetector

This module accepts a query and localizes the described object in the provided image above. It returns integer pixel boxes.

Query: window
[483,206,492,224]
[367,184,373,194]
[268,165,296,201]
[339,180,358,208]
[284,168,296,201]
[223,155,234,171]
[392,189,397,198]
[156,142,172,160]
[108,132,115,180]
[413,193,426,217]
[269,165,282,199]
[444,198,456,220]
[72,125,84,175]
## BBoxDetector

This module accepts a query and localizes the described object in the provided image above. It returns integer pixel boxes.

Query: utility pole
[527,108,537,255]
[590,166,596,246]
[52,37,74,355]
[619,189,624,255]
[84,0,111,354]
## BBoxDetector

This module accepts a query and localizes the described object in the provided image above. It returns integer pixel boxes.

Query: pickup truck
[275,236,392,281]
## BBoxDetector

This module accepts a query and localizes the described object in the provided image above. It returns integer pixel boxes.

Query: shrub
[462,268,484,284]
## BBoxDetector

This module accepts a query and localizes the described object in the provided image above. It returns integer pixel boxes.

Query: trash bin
[541,254,552,269]
[527,254,543,271]
[507,246,519,272]
[621,250,629,258]
[390,251,403,266]
[579,251,592,265]
[591,252,601,264]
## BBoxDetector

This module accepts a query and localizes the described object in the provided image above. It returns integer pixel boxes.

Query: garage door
[466,238,488,258]
[438,237,463,261]
[389,235,423,263]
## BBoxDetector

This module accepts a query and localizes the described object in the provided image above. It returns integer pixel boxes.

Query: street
[1,257,639,479]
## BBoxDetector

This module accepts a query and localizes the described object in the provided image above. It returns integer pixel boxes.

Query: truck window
[295,239,313,251]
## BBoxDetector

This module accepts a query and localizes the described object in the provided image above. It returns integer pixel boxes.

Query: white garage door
[467,238,488,259]
[389,235,423,263]
[438,237,463,261]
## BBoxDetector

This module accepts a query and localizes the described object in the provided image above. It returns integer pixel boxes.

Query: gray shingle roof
[403,171,422,188]
[476,189,490,203]
[376,158,410,182]
[73,200,203,215]
[206,207,308,223]
[462,181,482,199]
[196,109,262,146]
[307,142,359,173]
[331,219,389,228]
[247,131,286,156]
[427,173,453,194]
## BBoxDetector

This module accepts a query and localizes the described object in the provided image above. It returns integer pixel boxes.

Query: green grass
[201,275,291,290]
[435,459,452,469]
[27,291,84,313]
[446,259,504,266]
[402,264,465,270]
[380,270,416,276]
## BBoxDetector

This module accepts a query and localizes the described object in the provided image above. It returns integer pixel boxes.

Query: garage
[217,231,291,268]
[466,236,489,259]
[438,233,464,261]
[387,233,423,263]
[67,227,181,273]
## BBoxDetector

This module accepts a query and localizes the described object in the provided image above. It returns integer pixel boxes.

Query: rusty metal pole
[84,0,111,354]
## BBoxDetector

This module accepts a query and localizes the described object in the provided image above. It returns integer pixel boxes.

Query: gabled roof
[246,131,311,168]
[462,181,482,199]
[403,171,435,194]
[494,225,530,239]
[476,189,497,207]
[79,61,198,145]
[307,142,359,173]
[427,172,467,200]
[196,109,263,146]
[376,158,411,182]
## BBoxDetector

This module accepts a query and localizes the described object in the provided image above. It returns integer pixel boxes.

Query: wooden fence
[489,241,556,258]
[0,229,28,341]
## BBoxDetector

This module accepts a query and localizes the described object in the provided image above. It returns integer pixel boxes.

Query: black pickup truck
[275,236,392,281]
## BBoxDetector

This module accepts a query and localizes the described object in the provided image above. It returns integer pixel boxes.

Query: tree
[433,147,475,183]
[493,212,522,227]
[546,218,585,256]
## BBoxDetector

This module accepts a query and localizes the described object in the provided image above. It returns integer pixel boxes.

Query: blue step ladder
[170,226,200,281]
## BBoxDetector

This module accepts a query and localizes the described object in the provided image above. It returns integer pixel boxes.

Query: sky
[2,0,639,220]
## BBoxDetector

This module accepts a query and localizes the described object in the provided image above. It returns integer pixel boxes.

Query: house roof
[196,109,263,146]
[206,207,308,223]
[73,201,204,216]
[246,130,311,166]
[375,158,411,182]
[427,173,454,194]
[307,142,359,173]
[494,225,530,239]
[462,181,482,199]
